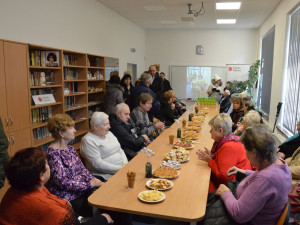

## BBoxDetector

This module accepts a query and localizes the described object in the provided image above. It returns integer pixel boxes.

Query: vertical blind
[282,6,300,134]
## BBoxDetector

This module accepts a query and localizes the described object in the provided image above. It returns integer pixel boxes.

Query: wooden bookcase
[27,45,109,151]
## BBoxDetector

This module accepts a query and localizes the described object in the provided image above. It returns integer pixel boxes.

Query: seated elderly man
[109,103,150,160]
[80,112,128,181]
[219,90,231,113]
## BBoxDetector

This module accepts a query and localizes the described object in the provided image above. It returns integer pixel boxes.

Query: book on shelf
[30,50,59,67]
[31,106,52,124]
[64,82,78,94]
[64,68,79,80]
[63,54,77,66]
[32,126,51,140]
[30,70,55,86]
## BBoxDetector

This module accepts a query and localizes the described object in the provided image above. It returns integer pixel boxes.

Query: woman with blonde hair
[46,114,103,217]
[196,113,251,192]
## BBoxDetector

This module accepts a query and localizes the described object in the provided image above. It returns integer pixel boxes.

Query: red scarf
[210,133,240,158]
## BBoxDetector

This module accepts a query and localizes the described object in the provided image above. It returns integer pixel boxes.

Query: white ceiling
[97,0,282,29]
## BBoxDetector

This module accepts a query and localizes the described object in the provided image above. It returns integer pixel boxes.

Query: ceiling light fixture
[216,2,241,10]
[187,2,205,17]
[217,19,236,24]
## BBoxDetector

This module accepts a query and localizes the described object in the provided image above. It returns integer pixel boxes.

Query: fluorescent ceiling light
[216,2,241,10]
[217,19,236,24]
[143,5,167,11]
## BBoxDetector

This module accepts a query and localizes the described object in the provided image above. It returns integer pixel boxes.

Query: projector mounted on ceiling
[181,16,195,22]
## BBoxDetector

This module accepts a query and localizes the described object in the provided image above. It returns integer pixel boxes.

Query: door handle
[9,117,13,128]
[5,118,9,127]
[10,134,15,145]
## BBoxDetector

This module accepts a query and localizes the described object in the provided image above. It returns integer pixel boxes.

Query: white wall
[0,0,145,76]
[145,29,258,79]
[258,0,299,140]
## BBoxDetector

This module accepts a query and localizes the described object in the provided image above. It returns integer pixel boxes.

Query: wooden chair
[276,201,290,225]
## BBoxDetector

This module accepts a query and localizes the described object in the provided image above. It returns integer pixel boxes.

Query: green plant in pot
[230,60,260,97]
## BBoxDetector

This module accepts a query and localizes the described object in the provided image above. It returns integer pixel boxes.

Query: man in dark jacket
[0,118,9,189]
[159,72,172,93]
[130,73,160,121]
[219,90,231,113]
[148,65,164,101]
[109,103,150,161]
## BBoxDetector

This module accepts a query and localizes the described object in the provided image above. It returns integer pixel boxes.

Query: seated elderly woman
[285,146,300,184]
[278,120,300,159]
[46,114,103,218]
[215,125,292,225]
[130,93,165,141]
[157,90,179,126]
[234,110,261,136]
[0,147,113,225]
[80,112,128,181]
[196,113,252,192]
[230,94,244,132]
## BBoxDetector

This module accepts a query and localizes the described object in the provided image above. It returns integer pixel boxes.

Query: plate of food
[184,126,202,132]
[153,167,179,179]
[173,139,194,150]
[146,179,173,191]
[182,131,198,140]
[138,190,166,203]
[163,148,189,162]
[188,121,203,127]
[161,160,181,170]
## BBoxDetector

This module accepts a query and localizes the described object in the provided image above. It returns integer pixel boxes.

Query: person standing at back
[159,72,172,93]
[148,65,164,101]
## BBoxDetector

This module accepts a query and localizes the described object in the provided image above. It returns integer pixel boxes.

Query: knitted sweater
[130,107,156,140]
[222,160,292,225]
[80,132,128,180]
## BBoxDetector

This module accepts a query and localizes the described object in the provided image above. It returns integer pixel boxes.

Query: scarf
[210,133,240,159]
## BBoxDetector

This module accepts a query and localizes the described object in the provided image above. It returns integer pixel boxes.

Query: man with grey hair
[109,103,150,160]
[130,73,160,121]
[219,89,231,113]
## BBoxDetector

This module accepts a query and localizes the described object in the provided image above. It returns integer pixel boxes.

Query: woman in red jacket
[196,113,252,192]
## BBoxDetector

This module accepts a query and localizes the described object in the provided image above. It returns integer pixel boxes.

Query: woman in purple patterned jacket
[46,114,104,218]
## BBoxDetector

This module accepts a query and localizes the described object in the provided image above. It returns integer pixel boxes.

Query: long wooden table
[89,105,219,224]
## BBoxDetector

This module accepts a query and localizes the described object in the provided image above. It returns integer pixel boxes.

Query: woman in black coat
[157,90,179,127]
[120,74,134,105]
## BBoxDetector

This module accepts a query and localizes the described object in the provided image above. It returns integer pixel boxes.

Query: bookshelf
[27,45,109,151]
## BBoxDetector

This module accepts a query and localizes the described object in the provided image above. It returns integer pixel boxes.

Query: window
[280,5,300,136]
[257,27,275,116]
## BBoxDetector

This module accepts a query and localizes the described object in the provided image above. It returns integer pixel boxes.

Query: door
[4,42,30,131]
[0,41,8,131]
[127,63,137,84]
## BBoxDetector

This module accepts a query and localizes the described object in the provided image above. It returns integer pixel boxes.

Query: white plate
[152,170,180,179]
[178,157,190,163]
[146,179,173,191]
[138,190,166,203]
[173,144,194,150]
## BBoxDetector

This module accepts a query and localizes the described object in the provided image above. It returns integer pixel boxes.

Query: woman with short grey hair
[215,125,292,225]
[196,113,252,192]
[80,112,128,181]
[234,110,261,136]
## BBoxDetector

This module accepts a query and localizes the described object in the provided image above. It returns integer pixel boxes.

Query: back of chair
[276,201,290,225]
